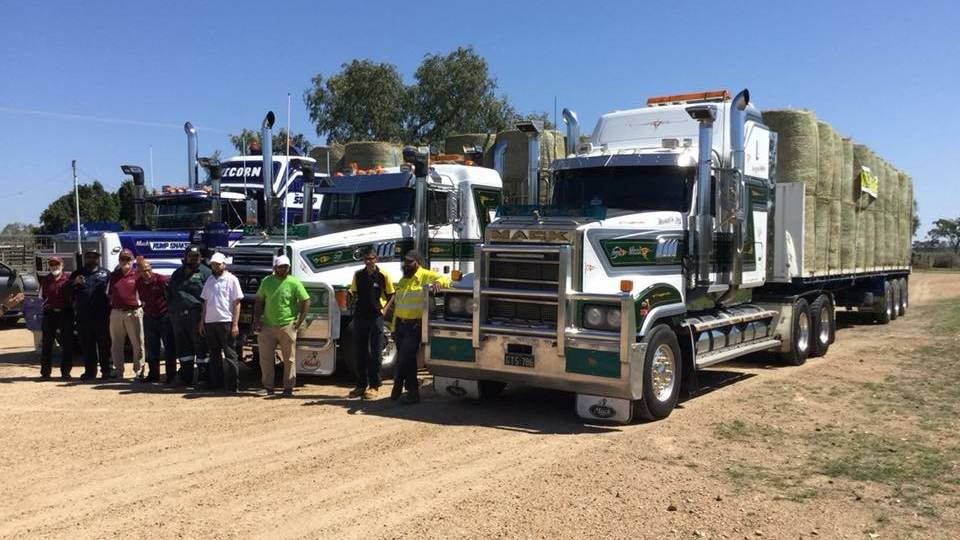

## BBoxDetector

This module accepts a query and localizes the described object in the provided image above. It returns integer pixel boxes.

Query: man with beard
[166,246,211,385]
[39,256,74,379]
[66,249,112,380]
[389,250,449,404]
[199,252,243,392]
[108,249,145,380]
[253,255,310,397]
[136,258,174,383]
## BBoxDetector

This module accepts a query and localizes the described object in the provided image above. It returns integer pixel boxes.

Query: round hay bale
[816,122,836,199]
[308,143,345,175]
[828,131,843,271]
[839,138,856,271]
[898,171,911,266]
[342,141,402,171]
[443,133,496,158]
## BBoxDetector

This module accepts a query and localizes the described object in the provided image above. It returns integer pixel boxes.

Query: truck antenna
[72,160,81,254]
[283,92,291,248]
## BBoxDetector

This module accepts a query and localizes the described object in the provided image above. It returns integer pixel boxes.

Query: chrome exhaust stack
[301,163,315,223]
[727,89,750,294]
[562,108,579,156]
[404,146,431,266]
[515,119,544,205]
[261,111,276,230]
[686,104,717,287]
[184,122,198,189]
[492,137,508,178]
[121,165,146,229]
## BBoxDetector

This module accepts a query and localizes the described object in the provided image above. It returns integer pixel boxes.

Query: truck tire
[899,278,908,316]
[780,297,811,366]
[890,281,900,321]
[633,324,681,421]
[810,294,833,358]
[875,281,892,325]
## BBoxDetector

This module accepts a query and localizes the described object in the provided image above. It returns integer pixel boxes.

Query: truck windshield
[552,166,694,216]
[154,198,212,230]
[317,188,415,222]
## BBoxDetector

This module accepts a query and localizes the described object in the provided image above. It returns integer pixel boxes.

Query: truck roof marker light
[451,269,462,281]
[647,90,730,107]
[620,280,634,293]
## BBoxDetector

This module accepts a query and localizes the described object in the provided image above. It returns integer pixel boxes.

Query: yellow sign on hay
[859,167,879,198]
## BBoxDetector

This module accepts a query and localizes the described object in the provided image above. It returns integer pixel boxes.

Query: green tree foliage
[0,223,36,237]
[912,200,921,237]
[928,217,960,254]
[303,47,547,145]
[406,47,516,142]
[39,181,120,235]
[304,59,408,143]
[228,128,313,155]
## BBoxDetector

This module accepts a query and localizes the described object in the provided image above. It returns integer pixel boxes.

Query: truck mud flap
[576,394,632,424]
[434,376,480,399]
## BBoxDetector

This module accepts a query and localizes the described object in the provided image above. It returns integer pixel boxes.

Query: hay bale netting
[814,122,835,273]
[495,129,566,203]
[829,130,843,272]
[342,141,402,171]
[840,138,856,271]
[443,133,496,159]
[852,144,873,270]
[308,143,345,175]
[763,110,819,274]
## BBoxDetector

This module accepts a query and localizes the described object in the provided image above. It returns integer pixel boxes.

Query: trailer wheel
[633,324,681,421]
[890,281,900,321]
[780,297,811,366]
[810,294,834,358]
[875,281,892,325]
[899,278,908,316]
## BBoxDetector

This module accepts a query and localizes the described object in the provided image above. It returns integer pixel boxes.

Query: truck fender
[638,303,686,338]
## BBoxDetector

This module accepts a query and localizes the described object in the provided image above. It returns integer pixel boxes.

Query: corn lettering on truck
[425,89,912,423]
[225,163,502,378]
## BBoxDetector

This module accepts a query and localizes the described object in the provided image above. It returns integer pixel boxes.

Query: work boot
[348,387,365,399]
[362,387,379,400]
[399,393,420,405]
[80,372,96,381]
[390,384,403,401]
[281,388,293,398]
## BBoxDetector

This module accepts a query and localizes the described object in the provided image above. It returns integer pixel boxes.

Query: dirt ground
[1,272,959,539]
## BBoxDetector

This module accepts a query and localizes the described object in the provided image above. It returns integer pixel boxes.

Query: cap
[84,247,100,255]
[119,248,134,260]
[273,255,291,267]
[48,256,63,265]
[184,246,201,256]
[403,250,422,263]
[210,252,227,265]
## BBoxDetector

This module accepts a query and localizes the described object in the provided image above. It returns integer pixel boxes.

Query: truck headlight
[443,293,472,319]
[582,304,621,331]
[446,295,465,314]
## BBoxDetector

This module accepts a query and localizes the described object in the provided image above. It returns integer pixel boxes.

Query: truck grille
[229,250,277,268]
[482,248,560,329]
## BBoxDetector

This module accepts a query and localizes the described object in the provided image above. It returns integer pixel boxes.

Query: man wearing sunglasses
[347,247,395,400]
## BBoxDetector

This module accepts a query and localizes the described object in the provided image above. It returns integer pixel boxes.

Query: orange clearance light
[620,279,634,293]
[647,90,730,106]
[451,269,462,281]
[335,289,347,309]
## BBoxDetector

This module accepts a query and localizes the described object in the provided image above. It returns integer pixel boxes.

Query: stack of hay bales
[765,109,913,276]
[490,129,566,204]
[308,143,345,175]
[341,141,402,171]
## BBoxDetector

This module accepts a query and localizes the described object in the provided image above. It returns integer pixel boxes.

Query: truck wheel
[633,324,681,421]
[780,297,811,366]
[875,281,892,325]
[810,294,833,358]
[890,281,900,321]
[899,278,908,316]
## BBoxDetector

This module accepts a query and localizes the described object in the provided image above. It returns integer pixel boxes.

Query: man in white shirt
[200,252,243,392]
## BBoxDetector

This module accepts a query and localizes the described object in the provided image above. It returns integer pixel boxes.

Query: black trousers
[77,314,111,376]
[41,309,74,376]
[205,322,239,392]
[144,314,175,380]
[170,309,207,383]
[352,315,384,390]
[392,320,421,396]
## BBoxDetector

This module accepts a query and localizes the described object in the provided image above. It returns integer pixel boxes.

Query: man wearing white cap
[253,255,310,396]
[199,252,243,391]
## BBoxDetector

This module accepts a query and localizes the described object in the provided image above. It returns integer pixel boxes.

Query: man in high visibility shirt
[389,250,450,404]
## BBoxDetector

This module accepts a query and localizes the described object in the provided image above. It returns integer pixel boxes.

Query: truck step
[695,338,781,369]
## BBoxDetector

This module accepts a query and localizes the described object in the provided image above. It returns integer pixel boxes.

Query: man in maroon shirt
[136,258,174,383]
[39,257,74,379]
[108,249,144,380]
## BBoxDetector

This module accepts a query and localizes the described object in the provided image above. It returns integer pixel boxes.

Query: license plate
[504,352,535,368]
[239,312,252,324]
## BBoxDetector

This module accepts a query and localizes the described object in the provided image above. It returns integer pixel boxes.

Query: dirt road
[1,272,959,539]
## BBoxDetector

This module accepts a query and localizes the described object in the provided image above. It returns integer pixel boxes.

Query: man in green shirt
[254,255,310,396]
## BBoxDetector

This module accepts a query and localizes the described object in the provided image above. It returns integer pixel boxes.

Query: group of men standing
[37,246,311,396]
[37,243,446,402]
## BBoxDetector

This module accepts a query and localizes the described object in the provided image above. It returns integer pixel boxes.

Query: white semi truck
[225,149,503,379]
[424,89,912,423]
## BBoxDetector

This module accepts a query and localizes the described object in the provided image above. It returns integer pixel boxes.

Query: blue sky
[1,0,957,236]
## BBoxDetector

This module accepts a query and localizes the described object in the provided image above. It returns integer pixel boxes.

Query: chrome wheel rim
[819,306,830,344]
[797,312,810,353]
[650,345,676,403]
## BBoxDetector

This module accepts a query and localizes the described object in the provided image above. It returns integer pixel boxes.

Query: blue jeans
[144,314,175,380]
